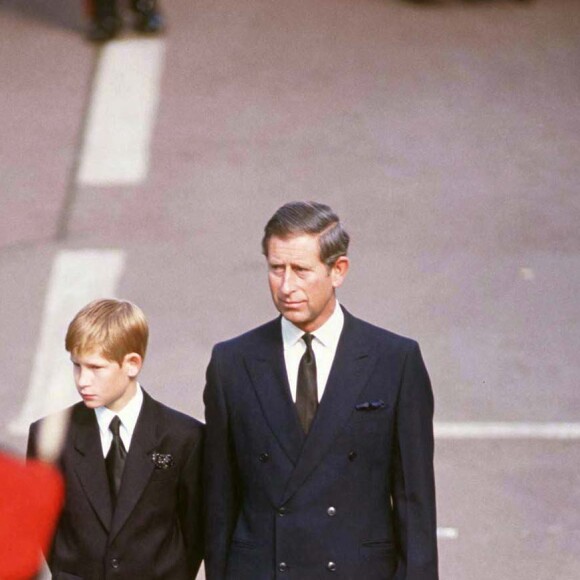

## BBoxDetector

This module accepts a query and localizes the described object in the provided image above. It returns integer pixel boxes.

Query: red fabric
[0,453,64,579]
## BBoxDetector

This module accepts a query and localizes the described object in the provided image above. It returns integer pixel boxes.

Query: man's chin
[81,398,101,408]
[282,312,314,332]
[281,310,304,323]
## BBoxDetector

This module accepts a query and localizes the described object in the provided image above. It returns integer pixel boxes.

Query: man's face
[267,234,349,333]
[71,349,141,412]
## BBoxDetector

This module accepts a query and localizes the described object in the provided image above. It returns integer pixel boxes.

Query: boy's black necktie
[296,333,318,434]
[105,416,127,506]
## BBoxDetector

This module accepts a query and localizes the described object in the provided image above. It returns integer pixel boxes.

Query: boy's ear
[123,353,143,378]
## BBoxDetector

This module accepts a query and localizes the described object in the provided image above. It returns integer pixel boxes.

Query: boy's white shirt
[95,383,144,456]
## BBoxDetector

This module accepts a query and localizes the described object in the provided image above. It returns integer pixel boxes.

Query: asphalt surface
[1,0,579,578]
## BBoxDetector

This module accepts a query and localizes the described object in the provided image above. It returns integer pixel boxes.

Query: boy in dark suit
[28,299,204,579]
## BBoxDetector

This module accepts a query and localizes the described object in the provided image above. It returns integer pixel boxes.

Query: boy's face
[71,349,142,413]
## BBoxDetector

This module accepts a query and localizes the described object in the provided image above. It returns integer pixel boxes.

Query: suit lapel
[72,405,113,531]
[245,319,305,465]
[282,311,378,503]
[109,391,158,541]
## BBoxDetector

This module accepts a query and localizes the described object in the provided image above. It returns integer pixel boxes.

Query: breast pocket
[352,406,393,450]
[147,468,179,489]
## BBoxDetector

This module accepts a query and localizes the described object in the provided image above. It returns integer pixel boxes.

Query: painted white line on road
[435,422,580,439]
[77,39,165,186]
[8,250,126,436]
[437,527,459,540]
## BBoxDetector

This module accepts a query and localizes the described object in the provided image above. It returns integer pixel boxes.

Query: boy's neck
[107,380,139,413]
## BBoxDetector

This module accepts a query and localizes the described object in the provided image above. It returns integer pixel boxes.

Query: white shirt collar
[281,301,344,350]
[95,382,144,439]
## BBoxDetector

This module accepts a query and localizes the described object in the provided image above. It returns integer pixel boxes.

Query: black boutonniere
[151,452,174,470]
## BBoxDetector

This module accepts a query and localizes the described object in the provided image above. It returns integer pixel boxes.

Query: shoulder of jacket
[347,311,419,352]
[31,401,84,429]
[212,317,279,353]
[153,399,204,435]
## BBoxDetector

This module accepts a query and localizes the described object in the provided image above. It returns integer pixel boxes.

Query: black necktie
[296,333,318,434]
[105,416,127,506]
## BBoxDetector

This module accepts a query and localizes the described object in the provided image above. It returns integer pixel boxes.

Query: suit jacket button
[279,561,288,572]
[278,506,288,516]
[327,561,337,572]
[327,506,336,516]
[348,451,357,461]
[111,558,120,569]
[259,452,270,462]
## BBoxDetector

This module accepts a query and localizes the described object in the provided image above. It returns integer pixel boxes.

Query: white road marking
[77,39,165,186]
[435,422,580,439]
[8,250,126,436]
[437,527,459,540]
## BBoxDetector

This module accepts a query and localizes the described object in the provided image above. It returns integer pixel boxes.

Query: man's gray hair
[262,201,350,266]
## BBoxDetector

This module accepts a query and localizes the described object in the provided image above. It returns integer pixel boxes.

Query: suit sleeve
[178,426,205,577]
[203,346,241,580]
[391,341,438,580]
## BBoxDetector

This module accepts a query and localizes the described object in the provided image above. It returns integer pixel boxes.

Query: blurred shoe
[131,0,165,34]
[86,16,122,42]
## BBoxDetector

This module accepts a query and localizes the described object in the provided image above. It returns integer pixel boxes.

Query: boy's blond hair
[65,299,148,364]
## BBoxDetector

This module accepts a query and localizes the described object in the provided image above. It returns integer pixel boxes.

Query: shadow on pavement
[0,0,83,31]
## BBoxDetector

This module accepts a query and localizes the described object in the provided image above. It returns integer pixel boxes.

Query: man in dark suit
[204,201,438,579]
[28,299,204,579]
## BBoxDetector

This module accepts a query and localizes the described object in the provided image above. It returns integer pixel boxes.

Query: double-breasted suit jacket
[28,390,204,580]
[203,307,438,580]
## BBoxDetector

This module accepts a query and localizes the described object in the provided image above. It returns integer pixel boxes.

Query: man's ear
[331,256,349,289]
[123,353,143,378]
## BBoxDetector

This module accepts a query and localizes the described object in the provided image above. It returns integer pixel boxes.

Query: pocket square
[355,400,386,411]
[151,452,174,470]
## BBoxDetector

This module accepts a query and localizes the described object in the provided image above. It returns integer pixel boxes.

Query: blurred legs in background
[86,0,164,42]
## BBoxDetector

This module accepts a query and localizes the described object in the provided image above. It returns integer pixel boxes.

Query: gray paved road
[1,0,579,578]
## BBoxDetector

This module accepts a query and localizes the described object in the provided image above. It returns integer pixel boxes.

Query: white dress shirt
[281,302,344,402]
[95,383,144,457]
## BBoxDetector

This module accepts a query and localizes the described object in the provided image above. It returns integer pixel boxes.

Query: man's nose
[280,270,296,294]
